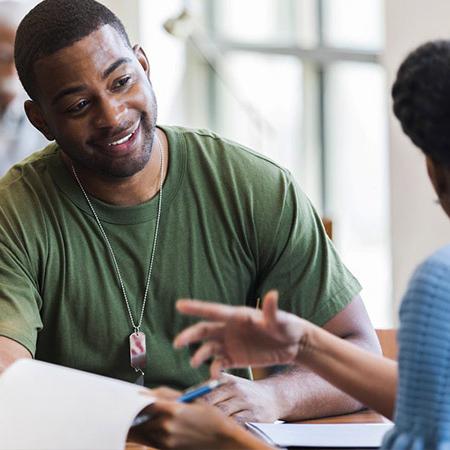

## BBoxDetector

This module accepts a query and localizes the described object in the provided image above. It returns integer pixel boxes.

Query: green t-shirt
[0,126,361,388]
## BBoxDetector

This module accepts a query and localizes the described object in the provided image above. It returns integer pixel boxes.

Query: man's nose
[93,96,127,129]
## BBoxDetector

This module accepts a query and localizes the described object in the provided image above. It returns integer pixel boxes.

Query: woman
[134,40,450,450]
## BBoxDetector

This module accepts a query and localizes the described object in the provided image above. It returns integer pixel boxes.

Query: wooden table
[300,409,389,424]
[126,409,389,449]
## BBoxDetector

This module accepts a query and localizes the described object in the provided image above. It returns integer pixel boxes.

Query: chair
[375,329,397,360]
[322,217,333,240]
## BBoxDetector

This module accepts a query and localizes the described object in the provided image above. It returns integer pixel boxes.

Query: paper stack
[0,359,155,450]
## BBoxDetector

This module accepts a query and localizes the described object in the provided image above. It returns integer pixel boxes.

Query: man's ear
[133,44,150,77]
[24,100,54,141]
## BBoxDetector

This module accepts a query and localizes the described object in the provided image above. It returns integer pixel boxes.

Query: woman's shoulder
[423,244,450,266]
[399,244,450,323]
[409,245,450,289]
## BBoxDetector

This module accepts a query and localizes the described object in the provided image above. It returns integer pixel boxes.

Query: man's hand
[174,290,311,378]
[201,373,281,423]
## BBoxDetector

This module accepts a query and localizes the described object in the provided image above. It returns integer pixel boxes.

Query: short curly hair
[14,0,131,100]
[392,40,450,166]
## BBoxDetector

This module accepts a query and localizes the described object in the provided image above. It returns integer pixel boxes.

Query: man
[0,0,380,422]
[0,0,47,176]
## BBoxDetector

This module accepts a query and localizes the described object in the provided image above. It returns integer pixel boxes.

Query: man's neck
[63,128,169,206]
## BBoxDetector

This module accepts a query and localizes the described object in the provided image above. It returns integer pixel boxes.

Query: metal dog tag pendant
[130,331,146,375]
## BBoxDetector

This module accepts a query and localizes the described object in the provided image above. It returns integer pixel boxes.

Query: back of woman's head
[392,40,450,166]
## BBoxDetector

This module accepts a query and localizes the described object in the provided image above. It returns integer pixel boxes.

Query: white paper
[246,422,394,448]
[0,359,155,450]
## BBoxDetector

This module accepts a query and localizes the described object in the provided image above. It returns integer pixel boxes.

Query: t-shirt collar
[47,125,186,225]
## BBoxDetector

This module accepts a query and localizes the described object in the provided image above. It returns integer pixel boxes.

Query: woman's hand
[136,400,270,449]
[174,290,311,377]
[130,387,270,449]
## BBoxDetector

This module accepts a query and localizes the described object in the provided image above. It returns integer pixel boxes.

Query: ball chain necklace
[71,134,164,385]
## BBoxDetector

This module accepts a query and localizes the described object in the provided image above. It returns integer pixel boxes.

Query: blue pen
[177,379,225,403]
[131,379,226,428]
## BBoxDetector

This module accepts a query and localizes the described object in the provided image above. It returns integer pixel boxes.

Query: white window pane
[293,0,319,48]
[323,0,384,51]
[325,62,391,326]
[214,0,316,46]
[215,52,304,178]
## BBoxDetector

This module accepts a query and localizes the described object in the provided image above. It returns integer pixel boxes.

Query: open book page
[246,422,394,448]
[0,359,155,450]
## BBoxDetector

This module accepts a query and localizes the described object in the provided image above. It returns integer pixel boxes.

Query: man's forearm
[300,325,397,419]
[255,328,396,421]
[256,364,365,422]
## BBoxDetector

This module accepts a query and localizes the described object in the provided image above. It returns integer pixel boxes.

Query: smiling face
[27,25,157,179]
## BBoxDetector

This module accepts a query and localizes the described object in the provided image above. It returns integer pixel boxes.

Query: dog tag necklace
[71,136,164,385]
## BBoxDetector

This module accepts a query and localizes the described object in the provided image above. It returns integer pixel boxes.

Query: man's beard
[97,110,157,179]
[67,105,158,180]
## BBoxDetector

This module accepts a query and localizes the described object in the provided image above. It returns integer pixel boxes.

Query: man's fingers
[262,290,279,324]
[201,384,235,406]
[210,356,231,378]
[176,299,236,321]
[214,399,247,417]
[230,410,255,426]
[174,321,224,348]
[190,340,224,368]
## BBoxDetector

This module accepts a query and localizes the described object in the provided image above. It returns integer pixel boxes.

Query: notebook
[246,422,394,448]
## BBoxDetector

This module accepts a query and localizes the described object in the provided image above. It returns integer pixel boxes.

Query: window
[153,0,391,325]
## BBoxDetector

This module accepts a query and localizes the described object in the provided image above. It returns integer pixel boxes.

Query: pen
[177,378,225,403]
[131,379,226,428]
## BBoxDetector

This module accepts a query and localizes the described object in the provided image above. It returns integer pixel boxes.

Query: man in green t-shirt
[0,0,381,423]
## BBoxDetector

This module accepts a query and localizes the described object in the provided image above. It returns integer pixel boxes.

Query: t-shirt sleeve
[0,230,42,356]
[255,173,362,325]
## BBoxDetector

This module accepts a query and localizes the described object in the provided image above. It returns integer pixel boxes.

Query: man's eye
[114,76,131,89]
[68,100,89,114]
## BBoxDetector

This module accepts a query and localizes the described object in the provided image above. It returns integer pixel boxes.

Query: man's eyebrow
[51,85,86,105]
[50,58,133,106]
[102,57,132,80]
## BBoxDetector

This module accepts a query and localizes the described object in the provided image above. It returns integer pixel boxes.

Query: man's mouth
[107,120,141,148]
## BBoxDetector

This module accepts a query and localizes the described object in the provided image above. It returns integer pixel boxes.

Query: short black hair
[392,40,450,166]
[14,0,131,100]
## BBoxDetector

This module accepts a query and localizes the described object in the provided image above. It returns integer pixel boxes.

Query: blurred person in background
[0,0,47,176]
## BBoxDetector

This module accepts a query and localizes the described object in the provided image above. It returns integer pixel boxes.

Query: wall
[101,0,140,43]
[385,0,450,319]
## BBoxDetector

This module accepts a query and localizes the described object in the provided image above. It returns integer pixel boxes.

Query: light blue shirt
[382,245,450,450]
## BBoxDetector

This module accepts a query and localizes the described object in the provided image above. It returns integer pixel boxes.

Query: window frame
[202,0,382,214]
